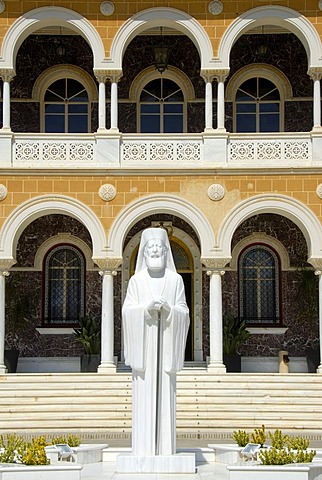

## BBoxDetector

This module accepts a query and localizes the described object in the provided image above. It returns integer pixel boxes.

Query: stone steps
[1,370,322,439]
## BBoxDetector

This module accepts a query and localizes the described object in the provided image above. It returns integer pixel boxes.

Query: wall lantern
[153,27,170,74]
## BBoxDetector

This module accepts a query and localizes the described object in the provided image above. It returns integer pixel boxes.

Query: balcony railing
[0,131,320,169]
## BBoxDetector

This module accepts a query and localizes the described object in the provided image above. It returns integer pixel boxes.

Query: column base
[116,452,196,473]
[311,126,322,132]
[207,361,227,373]
[97,362,117,373]
[0,364,7,374]
[316,364,322,374]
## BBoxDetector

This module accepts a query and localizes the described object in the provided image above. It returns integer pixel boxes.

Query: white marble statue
[122,227,190,456]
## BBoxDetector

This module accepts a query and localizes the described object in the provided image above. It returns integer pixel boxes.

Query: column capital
[94,257,122,273]
[94,68,123,83]
[308,67,322,81]
[0,68,16,82]
[202,257,230,271]
[309,257,322,270]
[200,68,229,83]
[0,258,15,275]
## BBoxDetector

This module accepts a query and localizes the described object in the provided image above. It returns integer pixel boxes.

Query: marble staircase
[1,370,322,441]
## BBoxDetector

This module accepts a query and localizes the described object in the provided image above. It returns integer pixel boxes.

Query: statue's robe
[122,267,189,456]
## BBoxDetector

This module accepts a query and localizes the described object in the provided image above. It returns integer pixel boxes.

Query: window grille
[239,245,280,325]
[44,245,85,325]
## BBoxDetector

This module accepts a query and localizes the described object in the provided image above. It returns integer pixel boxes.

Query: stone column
[94,71,108,131]
[95,258,122,373]
[214,70,229,132]
[308,68,322,131]
[108,72,122,132]
[315,269,322,373]
[201,71,215,131]
[202,258,230,373]
[0,69,15,131]
[0,265,10,373]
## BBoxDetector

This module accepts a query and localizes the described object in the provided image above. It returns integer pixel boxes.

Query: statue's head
[144,238,168,271]
[135,227,175,274]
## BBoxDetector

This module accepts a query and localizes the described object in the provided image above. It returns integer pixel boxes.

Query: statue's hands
[146,296,171,317]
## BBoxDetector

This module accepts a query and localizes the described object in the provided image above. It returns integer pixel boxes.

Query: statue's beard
[145,256,165,270]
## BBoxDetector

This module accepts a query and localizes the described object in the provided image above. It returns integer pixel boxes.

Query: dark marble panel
[285,101,312,132]
[91,103,98,133]
[232,214,308,267]
[16,214,92,267]
[11,102,40,133]
[119,103,136,133]
[187,103,204,133]
[120,35,204,99]
[12,35,94,99]
[123,214,200,250]
[229,34,311,98]
[114,272,122,360]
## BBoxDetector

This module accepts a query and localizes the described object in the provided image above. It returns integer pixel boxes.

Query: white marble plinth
[116,452,196,473]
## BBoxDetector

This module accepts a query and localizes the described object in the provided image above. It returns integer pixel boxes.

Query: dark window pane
[45,79,66,100]
[236,114,256,133]
[238,78,257,98]
[141,115,160,133]
[258,78,279,99]
[260,114,279,132]
[68,116,88,133]
[68,104,88,114]
[140,79,161,101]
[237,104,256,113]
[164,115,183,133]
[45,104,65,113]
[67,79,88,101]
[45,115,65,133]
[141,104,160,113]
[260,103,279,113]
[164,104,183,113]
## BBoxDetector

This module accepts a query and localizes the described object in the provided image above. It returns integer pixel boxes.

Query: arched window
[239,244,281,325]
[44,78,89,133]
[235,77,280,133]
[226,65,292,133]
[140,78,184,133]
[43,245,85,325]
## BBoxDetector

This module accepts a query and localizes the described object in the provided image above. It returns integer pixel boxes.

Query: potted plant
[223,313,250,372]
[73,316,101,372]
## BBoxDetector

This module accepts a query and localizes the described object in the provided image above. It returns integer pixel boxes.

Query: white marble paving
[81,461,229,480]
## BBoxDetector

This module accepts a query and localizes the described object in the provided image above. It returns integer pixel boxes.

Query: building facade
[0,0,322,374]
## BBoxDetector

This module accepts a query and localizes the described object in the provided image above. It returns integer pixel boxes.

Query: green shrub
[21,436,49,466]
[259,447,295,465]
[0,434,26,463]
[286,436,310,450]
[294,449,316,463]
[50,434,81,447]
[231,429,250,447]
[251,424,267,447]
[269,429,289,450]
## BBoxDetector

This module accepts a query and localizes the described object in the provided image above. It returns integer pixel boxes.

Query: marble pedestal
[116,452,196,474]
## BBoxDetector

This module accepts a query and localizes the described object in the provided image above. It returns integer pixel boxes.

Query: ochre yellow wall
[0,1,321,60]
[0,174,321,236]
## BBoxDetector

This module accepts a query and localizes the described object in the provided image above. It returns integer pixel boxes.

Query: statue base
[116,452,196,473]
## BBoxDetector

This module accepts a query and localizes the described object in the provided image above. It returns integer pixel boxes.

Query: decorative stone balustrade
[0,131,319,169]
